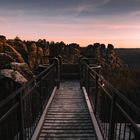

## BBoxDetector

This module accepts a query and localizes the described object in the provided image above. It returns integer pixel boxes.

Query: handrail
[80,57,140,140]
[0,58,60,140]
[87,63,140,115]
[0,63,55,109]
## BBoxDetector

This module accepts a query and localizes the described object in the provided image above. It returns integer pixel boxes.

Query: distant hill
[115,48,140,69]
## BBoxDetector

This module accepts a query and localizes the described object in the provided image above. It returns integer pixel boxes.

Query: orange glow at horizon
[1,21,140,48]
[5,34,140,48]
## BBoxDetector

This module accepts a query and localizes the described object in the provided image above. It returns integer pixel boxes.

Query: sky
[0,0,140,48]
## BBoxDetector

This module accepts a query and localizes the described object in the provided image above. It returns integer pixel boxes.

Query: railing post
[39,79,43,112]
[52,57,60,89]
[79,56,83,88]
[57,55,62,66]
[80,57,89,87]
[57,55,62,84]
[94,66,101,115]
[108,93,117,140]
[85,66,89,93]
[18,91,25,140]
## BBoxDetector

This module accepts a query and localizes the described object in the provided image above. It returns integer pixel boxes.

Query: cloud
[0,0,140,18]
[130,10,140,17]
[0,0,140,48]
[100,0,140,14]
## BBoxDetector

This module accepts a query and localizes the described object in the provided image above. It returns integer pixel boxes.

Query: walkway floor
[37,81,97,140]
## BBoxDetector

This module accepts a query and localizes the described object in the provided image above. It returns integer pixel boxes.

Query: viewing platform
[0,57,140,140]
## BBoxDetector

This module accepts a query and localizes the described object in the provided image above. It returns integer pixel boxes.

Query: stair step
[45,119,91,122]
[37,81,97,140]
[41,129,94,133]
[43,122,93,126]
[39,138,95,140]
[45,116,91,119]
[47,112,90,115]
[46,115,90,118]
[39,133,95,137]
[42,126,93,129]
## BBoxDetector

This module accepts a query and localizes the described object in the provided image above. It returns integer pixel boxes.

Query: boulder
[0,69,27,84]
[10,62,33,80]
[0,53,15,69]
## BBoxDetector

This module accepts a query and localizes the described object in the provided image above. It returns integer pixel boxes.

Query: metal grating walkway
[37,81,97,140]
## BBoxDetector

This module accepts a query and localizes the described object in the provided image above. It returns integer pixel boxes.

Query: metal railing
[0,58,60,140]
[80,57,140,140]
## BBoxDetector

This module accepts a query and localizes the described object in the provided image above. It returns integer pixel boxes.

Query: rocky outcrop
[0,53,33,79]
[10,62,33,80]
[0,37,25,63]
[81,43,126,70]
[28,43,43,69]
[106,44,125,70]
[0,69,27,84]
[0,53,15,69]
[0,36,35,100]
[0,35,127,101]
[12,37,28,63]
[62,43,80,63]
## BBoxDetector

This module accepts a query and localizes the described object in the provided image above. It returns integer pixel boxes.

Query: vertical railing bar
[118,123,122,140]
[16,109,19,140]
[86,66,89,93]
[39,79,43,113]
[104,100,107,139]
[108,93,117,140]
[19,90,25,140]
[128,125,132,140]
[94,68,99,115]
[29,86,33,139]
[122,123,127,140]
[114,123,117,139]
[25,92,29,140]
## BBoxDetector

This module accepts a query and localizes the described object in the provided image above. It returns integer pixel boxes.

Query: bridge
[0,57,140,140]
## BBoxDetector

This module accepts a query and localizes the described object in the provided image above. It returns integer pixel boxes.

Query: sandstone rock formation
[62,43,80,63]
[81,43,125,70]
[10,62,33,80]
[28,43,44,69]
[0,36,25,63]
[0,36,35,99]
[0,35,127,102]
[0,69,27,84]
[13,37,28,63]
[0,53,15,69]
